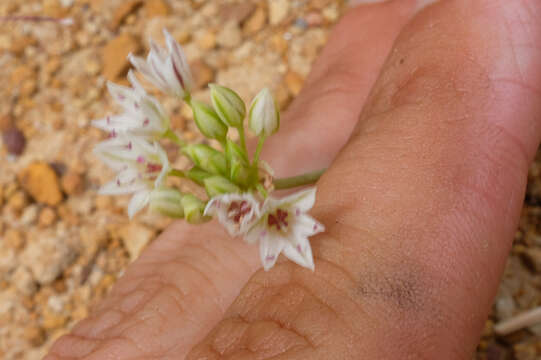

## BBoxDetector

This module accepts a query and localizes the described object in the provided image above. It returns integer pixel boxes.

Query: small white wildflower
[94,135,170,218]
[92,71,169,139]
[129,29,193,99]
[245,187,324,271]
[248,88,280,137]
[204,193,260,236]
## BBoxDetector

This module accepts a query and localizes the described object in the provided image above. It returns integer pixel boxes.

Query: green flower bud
[225,140,252,186]
[248,88,280,137]
[204,176,240,198]
[149,188,184,218]
[181,194,207,224]
[186,166,213,186]
[192,100,228,140]
[210,84,246,128]
[183,144,227,175]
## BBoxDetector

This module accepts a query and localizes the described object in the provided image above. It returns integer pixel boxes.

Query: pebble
[520,247,541,272]
[4,229,25,251]
[269,0,290,25]
[61,171,84,195]
[2,127,26,155]
[195,29,217,50]
[220,2,256,24]
[19,162,63,206]
[285,71,304,96]
[101,34,141,81]
[6,191,28,213]
[243,7,267,35]
[111,0,143,30]
[117,223,155,261]
[144,0,170,17]
[190,60,215,90]
[23,325,46,347]
[21,234,78,285]
[11,266,37,296]
[38,207,57,228]
[217,21,243,49]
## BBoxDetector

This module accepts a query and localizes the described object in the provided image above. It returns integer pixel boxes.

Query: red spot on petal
[143,118,150,126]
[137,156,145,163]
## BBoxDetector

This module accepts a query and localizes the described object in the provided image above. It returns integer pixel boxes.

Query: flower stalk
[92,27,326,272]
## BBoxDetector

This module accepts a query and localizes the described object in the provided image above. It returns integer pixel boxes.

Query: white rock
[11,266,37,296]
[217,21,242,49]
[268,0,289,25]
[118,223,155,261]
[20,234,78,285]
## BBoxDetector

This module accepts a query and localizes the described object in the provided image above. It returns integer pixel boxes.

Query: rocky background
[0,0,539,359]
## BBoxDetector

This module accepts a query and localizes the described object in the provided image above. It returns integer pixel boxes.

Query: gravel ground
[0,0,539,359]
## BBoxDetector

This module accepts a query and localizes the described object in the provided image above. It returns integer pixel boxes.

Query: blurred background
[0,0,539,359]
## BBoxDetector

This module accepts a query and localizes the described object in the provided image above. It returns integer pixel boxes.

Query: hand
[46,0,541,358]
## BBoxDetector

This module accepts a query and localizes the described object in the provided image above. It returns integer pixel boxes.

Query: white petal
[244,221,266,244]
[282,237,315,271]
[164,29,193,92]
[294,214,325,238]
[99,178,146,195]
[154,143,170,188]
[107,81,140,113]
[259,235,284,271]
[127,70,147,97]
[128,190,150,218]
[205,193,261,236]
[281,187,317,212]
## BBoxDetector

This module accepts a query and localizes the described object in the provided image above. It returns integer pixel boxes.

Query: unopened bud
[204,176,241,198]
[181,194,207,224]
[225,140,252,186]
[186,167,213,186]
[248,88,280,137]
[192,100,227,140]
[210,84,246,128]
[149,188,184,218]
[183,144,227,175]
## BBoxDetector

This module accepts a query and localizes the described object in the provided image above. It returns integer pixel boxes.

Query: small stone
[0,114,13,131]
[521,247,541,272]
[117,223,155,261]
[285,71,304,96]
[4,229,25,250]
[190,60,215,90]
[19,162,63,206]
[220,3,256,24]
[195,30,216,50]
[495,295,516,320]
[305,12,324,27]
[144,0,170,17]
[243,7,267,35]
[216,21,243,49]
[10,36,36,57]
[12,266,37,296]
[268,0,289,25]
[38,207,57,228]
[42,310,68,331]
[322,3,340,22]
[24,325,46,347]
[21,234,78,285]
[102,34,141,81]
[2,127,26,155]
[95,195,112,210]
[61,171,84,195]
[111,0,142,30]
[7,191,28,213]
[513,342,538,360]
[270,33,288,54]
[21,204,39,226]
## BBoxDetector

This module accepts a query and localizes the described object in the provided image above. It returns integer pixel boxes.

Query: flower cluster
[92,29,324,271]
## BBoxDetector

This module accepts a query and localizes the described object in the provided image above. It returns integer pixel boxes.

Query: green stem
[163,129,185,147]
[169,169,187,178]
[273,169,326,190]
[238,126,247,154]
[252,136,266,166]
[256,183,268,198]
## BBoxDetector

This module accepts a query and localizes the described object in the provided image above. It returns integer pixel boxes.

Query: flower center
[228,200,252,223]
[268,209,288,231]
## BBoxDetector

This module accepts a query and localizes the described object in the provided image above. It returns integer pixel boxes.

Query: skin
[46,0,541,358]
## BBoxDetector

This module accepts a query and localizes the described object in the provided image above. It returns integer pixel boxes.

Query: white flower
[248,88,280,137]
[94,134,170,218]
[129,29,193,99]
[92,71,169,139]
[245,187,324,271]
[204,193,260,236]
